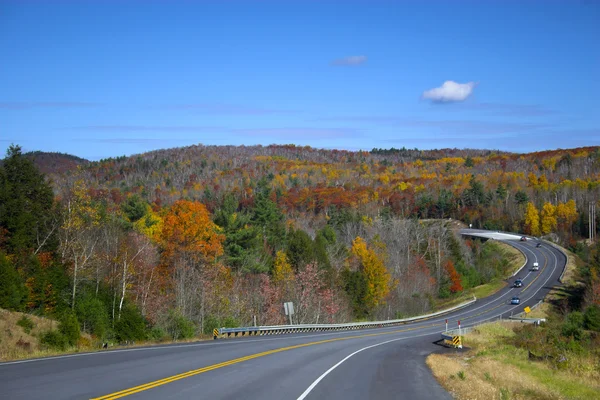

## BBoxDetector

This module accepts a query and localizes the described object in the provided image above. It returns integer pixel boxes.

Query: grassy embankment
[435,240,524,310]
[0,309,211,362]
[427,243,600,399]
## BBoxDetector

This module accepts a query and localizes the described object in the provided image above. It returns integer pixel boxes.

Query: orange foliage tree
[159,200,224,263]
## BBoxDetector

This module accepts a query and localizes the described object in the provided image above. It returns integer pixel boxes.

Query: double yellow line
[92,324,435,399]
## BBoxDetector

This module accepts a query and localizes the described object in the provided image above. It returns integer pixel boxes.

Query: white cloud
[422,81,477,103]
[331,55,367,66]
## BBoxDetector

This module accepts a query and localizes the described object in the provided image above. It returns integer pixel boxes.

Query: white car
[532,262,539,271]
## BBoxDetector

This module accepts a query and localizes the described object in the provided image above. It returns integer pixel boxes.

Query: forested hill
[53,144,599,238]
[24,151,89,175]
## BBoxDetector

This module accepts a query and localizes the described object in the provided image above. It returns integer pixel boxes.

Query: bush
[148,326,168,342]
[114,303,147,342]
[59,311,81,346]
[17,315,34,334]
[75,293,110,339]
[584,305,600,331]
[40,331,67,350]
[166,310,196,340]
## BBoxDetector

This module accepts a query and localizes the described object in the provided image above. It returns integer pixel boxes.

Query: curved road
[0,230,566,400]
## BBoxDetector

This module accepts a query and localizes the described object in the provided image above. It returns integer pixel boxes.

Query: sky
[1,0,599,161]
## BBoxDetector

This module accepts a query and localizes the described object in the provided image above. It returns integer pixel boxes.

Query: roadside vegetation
[427,241,600,399]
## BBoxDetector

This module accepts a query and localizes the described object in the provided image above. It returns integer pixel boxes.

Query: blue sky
[1,0,599,161]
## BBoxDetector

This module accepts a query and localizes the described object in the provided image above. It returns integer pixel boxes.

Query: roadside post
[445,319,448,332]
[284,302,295,325]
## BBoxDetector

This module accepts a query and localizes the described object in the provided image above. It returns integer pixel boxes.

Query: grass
[495,240,527,276]
[0,308,62,361]
[427,321,600,400]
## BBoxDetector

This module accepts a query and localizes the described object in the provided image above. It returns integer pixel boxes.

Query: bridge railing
[217,296,477,338]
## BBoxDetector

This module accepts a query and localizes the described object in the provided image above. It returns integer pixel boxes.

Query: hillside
[0,143,599,362]
[24,151,89,175]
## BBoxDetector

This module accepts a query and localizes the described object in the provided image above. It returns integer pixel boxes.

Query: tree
[59,180,101,309]
[515,190,529,206]
[251,180,286,251]
[160,200,224,263]
[122,195,147,223]
[286,229,316,270]
[540,202,557,235]
[350,237,391,311]
[524,202,541,236]
[0,145,56,254]
[444,260,463,293]
[159,200,224,324]
[0,251,26,310]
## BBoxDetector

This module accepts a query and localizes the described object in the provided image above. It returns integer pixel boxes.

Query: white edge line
[296,332,432,400]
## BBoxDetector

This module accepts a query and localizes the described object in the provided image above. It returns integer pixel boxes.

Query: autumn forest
[1,144,599,347]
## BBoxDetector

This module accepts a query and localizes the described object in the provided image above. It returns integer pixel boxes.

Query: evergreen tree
[0,145,55,254]
[0,251,26,310]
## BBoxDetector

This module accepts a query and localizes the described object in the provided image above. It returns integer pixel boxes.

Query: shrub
[58,311,81,346]
[40,331,67,350]
[148,326,168,342]
[584,305,600,331]
[114,303,147,342]
[17,315,34,334]
[75,293,110,339]
[166,310,196,340]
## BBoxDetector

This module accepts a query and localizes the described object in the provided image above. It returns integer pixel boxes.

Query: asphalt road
[0,231,566,400]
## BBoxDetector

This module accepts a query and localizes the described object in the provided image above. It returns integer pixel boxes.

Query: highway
[0,230,566,400]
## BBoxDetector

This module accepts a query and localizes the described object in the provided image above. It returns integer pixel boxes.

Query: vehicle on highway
[514,279,523,288]
[520,236,527,241]
[532,262,539,271]
[511,296,521,305]
[536,242,542,248]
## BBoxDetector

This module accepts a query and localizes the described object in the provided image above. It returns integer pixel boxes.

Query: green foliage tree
[214,194,258,270]
[341,269,368,319]
[114,303,147,342]
[286,229,316,270]
[165,309,196,339]
[59,311,81,346]
[0,251,26,310]
[0,145,55,254]
[75,292,110,339]
[251,180,286,251]
[121,195,147,223]
[584,305,600,331]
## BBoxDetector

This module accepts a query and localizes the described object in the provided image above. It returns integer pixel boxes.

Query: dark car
[520,236,527,241]
[536,242,542,248]
[514,279,523,288]
[511,296,521,305]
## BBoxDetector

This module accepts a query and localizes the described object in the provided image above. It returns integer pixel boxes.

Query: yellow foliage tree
[556,200,578,232]
[273,250,294,287]
[528,172,539,187]
[351,237,391,309]
[133,205,163,240]
[524,202,541,236]
[540,202,557,235]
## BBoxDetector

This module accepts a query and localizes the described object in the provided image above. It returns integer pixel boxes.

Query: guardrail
[217,296,477,339]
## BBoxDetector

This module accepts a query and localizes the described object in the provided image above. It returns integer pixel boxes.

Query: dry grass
[0,308,215,362]
[0,309,60,361]
[427,321,600,400]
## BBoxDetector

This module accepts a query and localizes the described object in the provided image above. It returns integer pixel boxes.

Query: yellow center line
[521,251,549,293]
[91,324,436,399]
